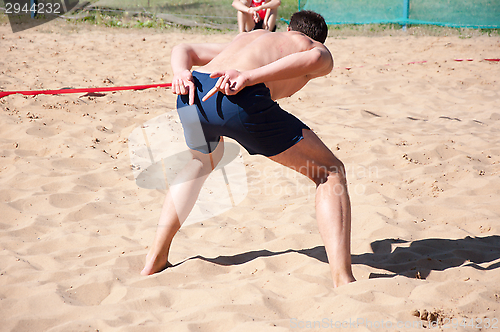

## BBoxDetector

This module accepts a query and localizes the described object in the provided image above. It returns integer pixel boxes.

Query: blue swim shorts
[176,71,309,157]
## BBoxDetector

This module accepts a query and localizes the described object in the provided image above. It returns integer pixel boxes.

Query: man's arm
[171,43,228,75]
[245,45,333,84]
[203,44,333,101]
[171,42,228,105]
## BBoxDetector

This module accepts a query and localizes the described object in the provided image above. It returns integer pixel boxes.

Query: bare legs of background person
[236,0,255,32]
[238,11,255,32]
[263,8,278,31]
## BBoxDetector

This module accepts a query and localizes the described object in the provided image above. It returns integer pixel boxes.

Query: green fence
[299,0,500,28]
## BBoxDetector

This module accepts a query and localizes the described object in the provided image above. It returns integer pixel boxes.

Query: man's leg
[141,139,224,276]
[269,130,355,287]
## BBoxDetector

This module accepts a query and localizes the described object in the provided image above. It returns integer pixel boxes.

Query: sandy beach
[1,20,500,331]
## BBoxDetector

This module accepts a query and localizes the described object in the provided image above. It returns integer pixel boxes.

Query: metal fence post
[403,0,410,30]
[30,0,36,18]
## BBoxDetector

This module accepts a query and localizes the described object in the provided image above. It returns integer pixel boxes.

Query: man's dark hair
[289,11,328,44]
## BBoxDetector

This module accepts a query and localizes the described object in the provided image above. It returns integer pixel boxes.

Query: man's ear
[287,26,291,31]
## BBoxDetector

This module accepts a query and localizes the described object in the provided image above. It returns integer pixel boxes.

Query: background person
[232,0,281,32]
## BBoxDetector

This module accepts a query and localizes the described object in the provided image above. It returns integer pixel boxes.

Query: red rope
[2,58,497,98]
[0,83,172,99]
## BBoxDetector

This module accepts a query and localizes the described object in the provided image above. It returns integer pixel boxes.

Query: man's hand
[172,69,196,105]
[202,70,249,102]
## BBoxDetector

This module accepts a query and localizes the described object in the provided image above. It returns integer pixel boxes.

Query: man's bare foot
[332,272,356,288]
[333,276,356,288]
[141,253,172,276]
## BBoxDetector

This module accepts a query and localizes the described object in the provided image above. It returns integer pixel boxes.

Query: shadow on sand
[172,235,500,280]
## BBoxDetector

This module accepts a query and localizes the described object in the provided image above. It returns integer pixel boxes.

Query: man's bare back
[197,30,333,101]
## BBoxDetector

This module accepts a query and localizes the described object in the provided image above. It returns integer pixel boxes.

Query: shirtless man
[141,11,356,288]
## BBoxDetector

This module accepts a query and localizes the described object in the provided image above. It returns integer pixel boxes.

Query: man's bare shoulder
[230,30,325,53]
[288,31,330,51]
[231,29,269,43]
